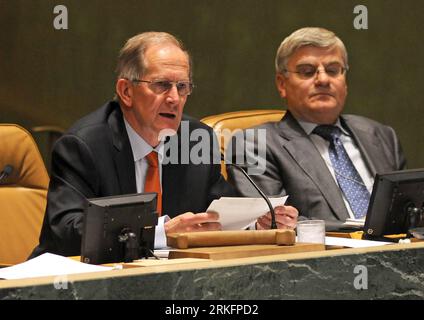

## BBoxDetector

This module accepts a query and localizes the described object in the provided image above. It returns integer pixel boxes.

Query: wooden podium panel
[168,243,325,260]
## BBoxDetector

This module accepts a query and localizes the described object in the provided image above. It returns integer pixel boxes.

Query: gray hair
[275,27,348,74]
[115,31,192,81]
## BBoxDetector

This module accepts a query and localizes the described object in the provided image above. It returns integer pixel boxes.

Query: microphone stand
[0,165,13,182]
[222,156,277,229]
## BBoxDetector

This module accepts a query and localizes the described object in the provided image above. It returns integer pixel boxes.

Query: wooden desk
[1,241,424,299]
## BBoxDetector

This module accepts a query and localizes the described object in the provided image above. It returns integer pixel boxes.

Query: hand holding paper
[256,205,298,230]
[207,196,288,230]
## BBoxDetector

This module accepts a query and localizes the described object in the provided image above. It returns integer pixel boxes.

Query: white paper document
[207,196,288,230]
[153,249,171,259]
[0,253,113,280]
[325,236,392,248]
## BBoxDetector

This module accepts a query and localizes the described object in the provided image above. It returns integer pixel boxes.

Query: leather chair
[201,109,285,178]
[31,125,65,175]
[0,124,49,265]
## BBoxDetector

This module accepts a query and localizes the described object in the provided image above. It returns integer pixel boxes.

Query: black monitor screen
[364,169,424,239]
[81,192,158,264]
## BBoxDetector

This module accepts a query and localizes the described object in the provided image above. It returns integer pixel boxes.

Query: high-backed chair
[0,124,49,265]
[31,125,65,175]
[201,109,285,178]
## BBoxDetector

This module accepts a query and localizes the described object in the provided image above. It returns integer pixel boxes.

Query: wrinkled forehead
[288,45,345,66]
[143,44,190,76]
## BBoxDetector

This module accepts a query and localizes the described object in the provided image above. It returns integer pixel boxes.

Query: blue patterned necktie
[313,125,370,219]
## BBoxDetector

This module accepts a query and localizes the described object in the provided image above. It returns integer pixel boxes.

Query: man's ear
[115,79,133,107]
[275,73,287,99]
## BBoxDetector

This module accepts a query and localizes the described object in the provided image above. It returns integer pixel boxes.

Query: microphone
[221,154,277,229]
[0,164,14,182]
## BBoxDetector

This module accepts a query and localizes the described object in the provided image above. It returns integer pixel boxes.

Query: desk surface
[1,241,424,299]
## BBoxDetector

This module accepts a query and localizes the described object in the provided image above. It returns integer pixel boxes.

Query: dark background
[0,0,423,168]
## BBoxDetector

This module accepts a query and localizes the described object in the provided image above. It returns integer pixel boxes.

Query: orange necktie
[144,151,162,215]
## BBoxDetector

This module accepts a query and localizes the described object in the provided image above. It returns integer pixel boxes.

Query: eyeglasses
[284,64,348,80]
[132,79,194,96]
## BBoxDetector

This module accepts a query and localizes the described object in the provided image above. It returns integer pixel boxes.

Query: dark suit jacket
[31,101,234,257]
[228,111,406,230]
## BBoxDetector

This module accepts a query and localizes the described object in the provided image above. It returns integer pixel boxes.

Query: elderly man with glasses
[31,32,298,258]
[228,27,406,231]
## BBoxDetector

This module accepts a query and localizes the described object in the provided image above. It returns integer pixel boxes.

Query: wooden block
[167,229,295,249]
[123,258,207,268]
[0,263,12,268]
[168,243,325,260]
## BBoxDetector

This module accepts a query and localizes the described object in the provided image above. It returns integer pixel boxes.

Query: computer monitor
[363,169,424,240]
[81,193,158,264]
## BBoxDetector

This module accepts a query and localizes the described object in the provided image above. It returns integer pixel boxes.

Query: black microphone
[0,164,14,182]
[221,154,277,229]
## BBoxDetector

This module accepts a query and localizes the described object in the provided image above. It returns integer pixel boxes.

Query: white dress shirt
[297,119,374,219]
[124,119,169,248]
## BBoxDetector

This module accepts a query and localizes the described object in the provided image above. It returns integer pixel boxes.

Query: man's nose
[165,84,180,102]
[314,68,330,85]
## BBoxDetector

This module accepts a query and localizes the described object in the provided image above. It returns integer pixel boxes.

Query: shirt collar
[296,117,350,137]
[124,118,164,162]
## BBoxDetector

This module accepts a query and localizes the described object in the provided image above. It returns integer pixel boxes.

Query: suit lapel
[278,113,349,220]
[341,116,384,177]
[108,104,137,194]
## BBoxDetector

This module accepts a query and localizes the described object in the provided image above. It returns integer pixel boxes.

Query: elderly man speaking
[31,31,298,258]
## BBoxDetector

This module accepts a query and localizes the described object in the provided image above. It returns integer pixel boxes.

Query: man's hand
[256,205,298,230]
[164,212,221,235]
